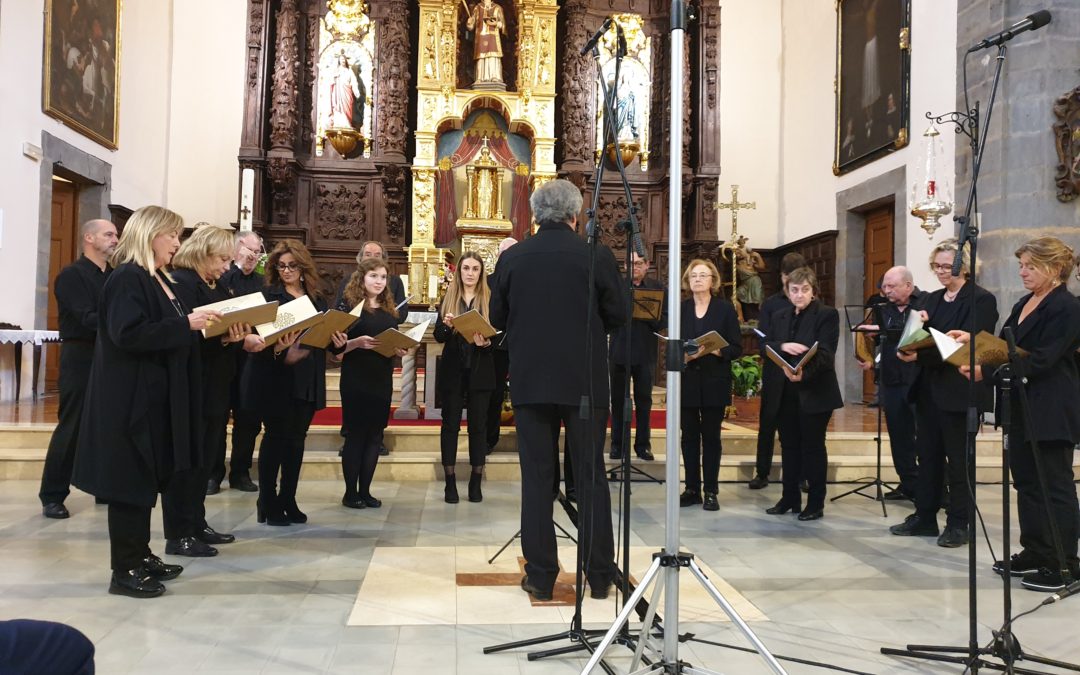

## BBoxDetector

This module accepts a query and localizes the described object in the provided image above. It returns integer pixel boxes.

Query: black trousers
[681,406,723,494]
[487,349,510,450]
[515,404,616,591]
[755,387,780,478]
[168,409,228,537]
[258,400,314,507]
[38,346,91,505]
[223,407,261,483]
[440,377,491,468]
[1009,429,1079,572]
[777,387,831,511]
[108,501,152,571]
[881,381,918,496]
[913,386,970,528]
[0,619,95,675]
[610,361,654,452]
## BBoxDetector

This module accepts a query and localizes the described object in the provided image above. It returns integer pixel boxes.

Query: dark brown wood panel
[47,180,79,389]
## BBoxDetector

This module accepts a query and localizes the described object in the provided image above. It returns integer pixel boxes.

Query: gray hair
[530,179,582,225]
[80,218,113,239]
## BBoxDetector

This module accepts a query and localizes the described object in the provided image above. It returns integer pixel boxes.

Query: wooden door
[47,179,80,390]
[862,205,893,402]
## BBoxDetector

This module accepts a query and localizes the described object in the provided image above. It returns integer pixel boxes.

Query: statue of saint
[465,0,505,85]
[614,72,639,142]
[328,51,366,130]
[733,236,766,307]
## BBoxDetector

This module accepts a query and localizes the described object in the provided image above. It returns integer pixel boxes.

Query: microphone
[968,10,1051,52]
[1043,578,1080,605]
[580,16,613,56]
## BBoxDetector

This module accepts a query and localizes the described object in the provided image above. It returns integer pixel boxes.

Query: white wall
[780,0,959,290]
[718,0,783,249]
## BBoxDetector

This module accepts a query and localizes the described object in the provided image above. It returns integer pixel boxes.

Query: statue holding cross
[716,183,764,321]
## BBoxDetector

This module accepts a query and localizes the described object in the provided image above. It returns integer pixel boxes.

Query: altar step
[0,423,1040,484]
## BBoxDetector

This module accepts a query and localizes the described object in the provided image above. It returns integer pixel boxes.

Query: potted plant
[730,355,763,420]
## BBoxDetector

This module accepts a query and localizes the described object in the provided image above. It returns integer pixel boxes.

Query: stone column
[955,0,1080,311]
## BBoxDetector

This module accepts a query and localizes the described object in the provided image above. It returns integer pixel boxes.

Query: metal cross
[715,183,756,239]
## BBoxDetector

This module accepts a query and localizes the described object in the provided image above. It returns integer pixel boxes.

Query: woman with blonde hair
[331,257,407,509]
[169,225,265,553]
[890,238,997,547]
[953,236,1080,591]
[434,251,495,503]
[242,239,342,526]
[678,258,742,512]
[72,206,220,598]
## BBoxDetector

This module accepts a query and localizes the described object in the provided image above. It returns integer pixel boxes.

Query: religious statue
[464,0,506,88]
[327,51,366,131]
[613,72,639,142]
[733,236,766,309]
[463,139,505,221]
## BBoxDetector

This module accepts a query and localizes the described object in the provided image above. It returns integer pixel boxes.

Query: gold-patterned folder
[255,295,325,347]
[195,292,278,338]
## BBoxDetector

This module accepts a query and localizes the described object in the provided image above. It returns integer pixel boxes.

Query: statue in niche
[327,51,366,130]
[610,72,639,141]
[463,138,506,221]
[464,0,506,87]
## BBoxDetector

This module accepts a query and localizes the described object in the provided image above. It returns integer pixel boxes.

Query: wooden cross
[715,183,756,238]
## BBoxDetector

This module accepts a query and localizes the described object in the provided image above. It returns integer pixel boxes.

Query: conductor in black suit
[609,250,666,461]
[490,179,625,602]
[39,218,117,519]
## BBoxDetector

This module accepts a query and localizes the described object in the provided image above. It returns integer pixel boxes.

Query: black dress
[434,300,495,469]
[335,304,403,501]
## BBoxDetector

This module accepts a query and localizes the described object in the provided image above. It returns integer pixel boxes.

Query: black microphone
[968,10,1051,52]
[1043,578,1080,605]
[580,16,613,56]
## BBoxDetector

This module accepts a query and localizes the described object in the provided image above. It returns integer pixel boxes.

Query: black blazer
[762,300,843,417]
[72,263,201,507]
[609,276,666,366]
[997,285,1080,444]
[434,302,495,392]
[680,296,742,408]
[874,288,927,386]
[912,283,998,413]
[54,256,111,385]
[171,268,241,417]
[490,221,626,408]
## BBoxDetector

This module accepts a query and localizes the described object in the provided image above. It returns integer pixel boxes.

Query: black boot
[468,470,483,503]
[444,473,459,504]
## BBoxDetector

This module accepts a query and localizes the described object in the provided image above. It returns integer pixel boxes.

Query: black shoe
[520,575,553,601]
[589,579,614,600]
[766,500,798,515]
[702,492,719,511]
[444,476,459,504]
[229,474,258,492]
[195,526,235,545]
[679,490,702,507]
[1020,568,1073,593]
[379,444,390,456]
[142,554,183,581]
[165,537,219,558]
[109,568,165,598]
[748,475,769,490]
[42,502,70,519]
[359,495,382,508]
[609,447,623,460]
[992,550,1044,578]
[797,508,824,521]
[889,514,939,537]
[342,496,367,509]
[882,488,912,501]
[635,448,655,461]
[937,525,968,548]
[468,472,483,503]
[205,480,221,496]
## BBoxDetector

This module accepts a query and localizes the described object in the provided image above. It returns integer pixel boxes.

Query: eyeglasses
[931,263,954,272]
[276,262,301,271]
[688,273,713,280]
[632,261,648,267]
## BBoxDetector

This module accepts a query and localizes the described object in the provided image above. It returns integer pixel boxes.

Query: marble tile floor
[1,477,1079,674]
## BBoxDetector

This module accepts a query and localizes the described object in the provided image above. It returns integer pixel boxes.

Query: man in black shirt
[216,230,265,493]
[609,250,666,461]
[486,237,517,454]
[490,179,624,601]
[39,219,117,518]
[859,265,924,500]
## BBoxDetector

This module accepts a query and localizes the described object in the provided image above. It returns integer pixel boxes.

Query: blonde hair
[1015,236,1076,283]
[440,251,491,321]
[344,257,399,319]
[928,238,971,277]
[112,205,185,274]
[681,258,722,295]
[172,224,235,274]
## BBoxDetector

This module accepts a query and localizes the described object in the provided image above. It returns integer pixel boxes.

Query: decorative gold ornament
[325,127,362,157]
[325,0,371,39]
[604,141,640,169]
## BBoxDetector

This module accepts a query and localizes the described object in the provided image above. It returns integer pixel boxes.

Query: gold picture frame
[42,0,122,150]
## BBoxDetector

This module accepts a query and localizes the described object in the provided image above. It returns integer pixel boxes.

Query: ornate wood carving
[1053,84,1080,203]
[682,32,691,163]
[703,7,718,110]
[596,194,647,250]
[301,9,319,148]
[316,182,368,240]
[266,157,296,224]
[376,0,412,159]
[700,179,717,234]
[269,0,301,150]
[560,0,595,167]
[381,164,407,243]
[247,0,265,89]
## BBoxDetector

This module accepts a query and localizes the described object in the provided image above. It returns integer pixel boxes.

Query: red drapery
[434,133,530,246]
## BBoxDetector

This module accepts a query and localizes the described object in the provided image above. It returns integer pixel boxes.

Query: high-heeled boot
[258,494,290,526]
[444,473,459,504]
[468,470,483,503]
[280,496,308,523]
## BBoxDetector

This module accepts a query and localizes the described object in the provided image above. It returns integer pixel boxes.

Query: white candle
[428,275,438,299]
[239,168,255,232]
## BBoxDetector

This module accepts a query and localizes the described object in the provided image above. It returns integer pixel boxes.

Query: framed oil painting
[43,0,121,149]
[834,0,910,175]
